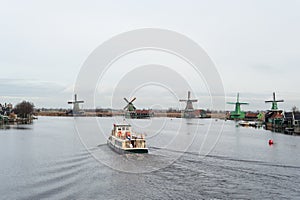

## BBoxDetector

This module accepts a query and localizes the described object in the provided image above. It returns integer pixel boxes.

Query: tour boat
[107,124,148,153]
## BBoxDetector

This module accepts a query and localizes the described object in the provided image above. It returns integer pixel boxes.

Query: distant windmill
[123,97,137,118]
[264,92,284,130]
[179,91,198,118]
[68,94,84,115]
[227,93,249,120]
[265,92,284,111]
[123,97,136,111]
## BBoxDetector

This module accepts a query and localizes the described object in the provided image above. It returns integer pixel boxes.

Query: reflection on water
[0,124,33,130]
[0,116,299,199]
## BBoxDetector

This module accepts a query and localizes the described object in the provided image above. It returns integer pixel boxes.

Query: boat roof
[114,124,131,127]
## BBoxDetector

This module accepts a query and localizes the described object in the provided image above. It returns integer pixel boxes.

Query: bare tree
[13,101,35,118]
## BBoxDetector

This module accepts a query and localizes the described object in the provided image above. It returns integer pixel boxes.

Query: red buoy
[268,139,274,145]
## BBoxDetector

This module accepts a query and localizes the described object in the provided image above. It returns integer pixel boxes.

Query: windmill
[265,92,284,111]
[68,94,84,115]
[123,97,137,118]
[264,92,284,130]
[179,91,198,118]
[227,93,248,120]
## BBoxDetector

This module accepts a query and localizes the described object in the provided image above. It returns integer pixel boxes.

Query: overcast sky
[0,0,299,111]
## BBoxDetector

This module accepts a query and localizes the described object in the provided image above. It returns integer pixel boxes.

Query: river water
[0,117,299,199]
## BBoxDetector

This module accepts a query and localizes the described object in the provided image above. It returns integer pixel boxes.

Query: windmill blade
[179,100,187,102]
[132,105,136,110]
[227,102,236,104]
[124,98,129,103]
[76,101,84,103]
[124,105,129,110]
[130,97,136,103]
[239,103,249,105]
[190,100,198,102]
[68,101,74,104]
[188,91,191,100]
[273,92,276,101]
[265,100,284,103]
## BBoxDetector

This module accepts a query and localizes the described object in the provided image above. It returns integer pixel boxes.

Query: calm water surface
[0,117,299,199]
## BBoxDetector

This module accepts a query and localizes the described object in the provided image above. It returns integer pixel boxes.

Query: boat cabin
[112,124,132,139]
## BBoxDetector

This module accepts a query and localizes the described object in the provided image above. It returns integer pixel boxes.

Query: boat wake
[149,146,300,169]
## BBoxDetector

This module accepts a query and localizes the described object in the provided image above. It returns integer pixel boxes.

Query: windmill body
[179,91,198,118]
[227,93,248,120]
[68,94,84,115]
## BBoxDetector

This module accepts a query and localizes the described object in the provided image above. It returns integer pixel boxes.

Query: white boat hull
[107,137,148,154]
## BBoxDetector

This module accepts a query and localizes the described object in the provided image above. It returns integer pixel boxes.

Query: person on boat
[131,140,135,148]
[126,132,131,140]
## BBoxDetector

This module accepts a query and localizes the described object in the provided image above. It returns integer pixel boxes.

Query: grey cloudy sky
[0,0,299,111]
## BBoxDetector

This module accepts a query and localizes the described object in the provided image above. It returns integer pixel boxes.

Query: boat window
[118,128,121,131]
[126,127,129,130]
[122,127,125,130]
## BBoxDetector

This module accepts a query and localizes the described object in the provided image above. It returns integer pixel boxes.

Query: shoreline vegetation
[35,109,227,119]
[0,101,35,125]
[34,108,300,136]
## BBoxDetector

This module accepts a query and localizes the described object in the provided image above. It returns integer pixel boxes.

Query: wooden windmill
[265,92,284,111]
[68,94,84,115]
[227,93,248,120]
[179,91,198,118]
[123,97,137,118]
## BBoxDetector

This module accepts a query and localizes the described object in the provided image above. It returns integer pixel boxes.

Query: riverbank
[36,110,226,119]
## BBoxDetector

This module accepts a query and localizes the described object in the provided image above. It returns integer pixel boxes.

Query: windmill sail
[123,97,137,112]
